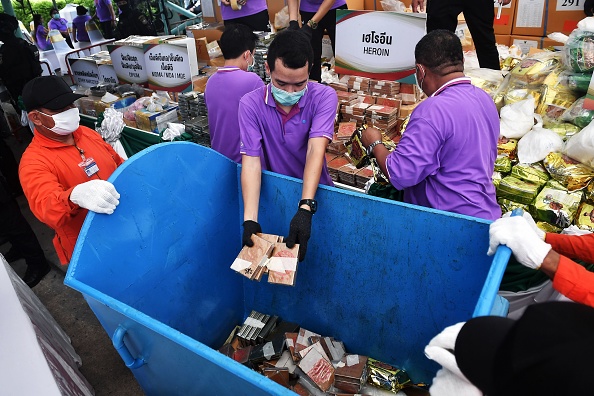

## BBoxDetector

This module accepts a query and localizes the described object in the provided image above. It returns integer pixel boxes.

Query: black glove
[285,208,312,262]
[288,20,300,30]
[300,24,313,40]
[242,220,262,247]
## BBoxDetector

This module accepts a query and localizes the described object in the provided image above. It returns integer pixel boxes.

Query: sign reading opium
[335,10,426,80]
[108,44,148,85]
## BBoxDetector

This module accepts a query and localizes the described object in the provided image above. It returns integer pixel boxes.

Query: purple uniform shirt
[221,0,267,21]
[95,0,114,22]
[205,67,264,163]
[385,77,501,220]
[299,0,347,13]
[239,82,336,186]
[35,25,52,51]
[72,15,92,41]
[48,17,69,32]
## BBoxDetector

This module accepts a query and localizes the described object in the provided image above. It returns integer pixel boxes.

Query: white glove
[502,211,545,240]
[487,217,552,269]
[425,323,482,396]
[70,180,120,214]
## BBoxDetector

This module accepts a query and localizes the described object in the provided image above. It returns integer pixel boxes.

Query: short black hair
[415,29,464,75]
[267,29,313,72]
[219,24,258,60]
[50,8,59,15]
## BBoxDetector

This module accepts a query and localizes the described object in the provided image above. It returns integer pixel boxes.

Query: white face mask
[38,107,80,135]
[415,65,425,96]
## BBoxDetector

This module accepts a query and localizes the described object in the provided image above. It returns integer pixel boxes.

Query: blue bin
[65,142,504,395]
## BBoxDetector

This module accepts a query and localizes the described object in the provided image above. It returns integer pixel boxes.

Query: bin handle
[112,325,146,369]
[472,208,523,318]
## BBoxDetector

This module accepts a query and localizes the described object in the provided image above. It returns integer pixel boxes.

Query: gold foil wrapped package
[510,163,549,187]
[536,84,578,120]
[497,137,518,160]
[498,198,530,214]
[501,56,521,72]
[543,152,594,191]
[530,185,583,228]
[510,52,562,85]
[466,68,504,98]
[494,155,513,173]
[367,357,411,393]
[584,181,594,203]
[345,125,370,169]
[536,221,562,234]
[497,176,541,205]
[371,158,390,185]
[576,202,594,231]
[504,88,540,106]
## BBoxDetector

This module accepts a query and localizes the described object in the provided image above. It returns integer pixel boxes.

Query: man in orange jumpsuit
[19,76,124,265]
[489,213,594,307]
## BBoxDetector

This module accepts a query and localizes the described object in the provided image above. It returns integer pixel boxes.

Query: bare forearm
[540,249,560,279]
[301,139,327,200]
[312,0,337,23]
[288,0,300,21]
[241,155,262,222]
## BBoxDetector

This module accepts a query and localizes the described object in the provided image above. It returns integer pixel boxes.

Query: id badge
[79,157,100,177]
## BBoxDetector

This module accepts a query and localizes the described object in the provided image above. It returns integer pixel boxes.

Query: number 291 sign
[556,0,582,11]
[334,10,426,80]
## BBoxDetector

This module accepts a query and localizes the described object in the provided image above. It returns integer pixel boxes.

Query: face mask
[247,53,255,73]
[271,84,307,107]
[415,65,425,95]
[39,107,80,135]
[53,13,60,19]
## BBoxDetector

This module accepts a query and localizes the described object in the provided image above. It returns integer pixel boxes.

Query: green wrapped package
[530,185,583,228]
[536,221,562,233]
[498,198,530,213]
[497,176,542,205]
[494,155,513,173]
[510,163,549,187]
[563,30,594,72]
[561,97,594,128]
[492,172,503,188]
[543,121,581,141]
[558,70,593,93]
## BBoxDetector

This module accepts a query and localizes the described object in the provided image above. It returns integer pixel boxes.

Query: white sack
[500,97,535,139]
[563,120,594,168]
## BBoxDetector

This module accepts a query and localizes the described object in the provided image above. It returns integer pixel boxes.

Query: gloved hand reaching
[502,211,545,240]
[242,220,262,247]
[70,180,120,214]
[285,208,312,262]
[487,216,552,270]
[288,20,300,30]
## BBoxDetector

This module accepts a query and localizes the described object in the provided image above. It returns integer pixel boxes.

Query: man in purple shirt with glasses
[239,30,337,262]
[362,29,501,221]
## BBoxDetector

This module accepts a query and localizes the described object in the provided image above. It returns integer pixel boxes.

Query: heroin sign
[335,10,426,80]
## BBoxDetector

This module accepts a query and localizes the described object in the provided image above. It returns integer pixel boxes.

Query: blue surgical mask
[246,53,255,73]
[271,84,307,106]
[53,13,60,19]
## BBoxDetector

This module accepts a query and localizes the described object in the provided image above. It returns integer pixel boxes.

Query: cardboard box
[186,24,225,44]
[494,0,517,35]
[135,105,180,134]
[512,0,546,36]
[267,0,287,26]
[510,34,564,55]
[495,34,511,47]
[546,0,585,35]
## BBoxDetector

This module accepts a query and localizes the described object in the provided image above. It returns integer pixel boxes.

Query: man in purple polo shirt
[239,30,337,261]
[93,0,116,39]
[361,30,501,220]
[220,0,270,32]
[205,24,264,163]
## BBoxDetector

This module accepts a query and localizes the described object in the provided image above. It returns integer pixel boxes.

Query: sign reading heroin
[335,10,426,80]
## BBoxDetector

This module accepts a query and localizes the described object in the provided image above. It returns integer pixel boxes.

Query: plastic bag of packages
[500,97,536,139]
[564,119,594,168]
[517,117,564,164]
[562,28,594,72]
[561,96,594,128]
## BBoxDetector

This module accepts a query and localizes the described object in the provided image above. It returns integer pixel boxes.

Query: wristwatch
[366,139,383,157]
[299,199,317,214]
[307,19,318,29]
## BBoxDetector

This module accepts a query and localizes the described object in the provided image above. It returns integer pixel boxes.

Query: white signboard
[108,45,148,85]
[98,64,119,85]
[556,0,583,11]
[144,42,192,92]
[335,11,426,80]
[69,58,100,87]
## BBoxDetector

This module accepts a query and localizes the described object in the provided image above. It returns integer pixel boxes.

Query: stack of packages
[253,32,276,84]
[178,91,206,122]
[184,115,210,146]
[217,310,424,395]
[484,22,594,233]
[325,75,426,190]
[230,233,299,286]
